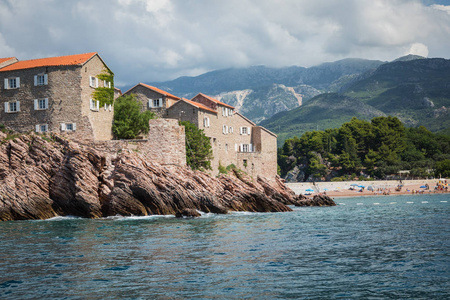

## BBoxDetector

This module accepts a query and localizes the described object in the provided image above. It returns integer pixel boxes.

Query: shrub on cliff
[113,94,155,139]
[180,121,213,171]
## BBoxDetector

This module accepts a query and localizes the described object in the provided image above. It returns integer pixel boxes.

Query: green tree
[112,94,155,139]
[180,121,213,171]
[435,159,450,178]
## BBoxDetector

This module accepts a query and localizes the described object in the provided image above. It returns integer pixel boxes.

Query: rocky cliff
[0,132,335,221]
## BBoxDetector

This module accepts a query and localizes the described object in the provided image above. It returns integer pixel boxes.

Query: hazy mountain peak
[393,54,426,62]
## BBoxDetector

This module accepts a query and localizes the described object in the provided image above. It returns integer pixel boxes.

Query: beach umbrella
[358,185,365,188]
[350,184,359,186]
[367,185,374,191]
[420,185,427,188]
[305,188,314,192]
[323,188,328,191]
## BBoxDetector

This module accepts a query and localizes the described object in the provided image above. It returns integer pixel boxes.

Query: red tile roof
[181,98,217,114]
[0,57,16,64]
[0,52,97,71]
[196,93,234,109]
[139,83,181,100]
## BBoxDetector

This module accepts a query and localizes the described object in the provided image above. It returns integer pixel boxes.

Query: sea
[1,193,449,299]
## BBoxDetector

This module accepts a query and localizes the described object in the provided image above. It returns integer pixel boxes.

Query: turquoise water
[1,194,449,299]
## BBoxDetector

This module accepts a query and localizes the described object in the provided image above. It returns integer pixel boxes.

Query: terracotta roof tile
[197,93,234,109]
[0,52,97,72]
[139,83,181,100]
[182,98,217,114]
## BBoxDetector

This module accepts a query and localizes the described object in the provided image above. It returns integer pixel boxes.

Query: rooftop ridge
[0,52,97,71]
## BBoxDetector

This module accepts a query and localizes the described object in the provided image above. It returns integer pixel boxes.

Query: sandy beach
[286,179,449,198]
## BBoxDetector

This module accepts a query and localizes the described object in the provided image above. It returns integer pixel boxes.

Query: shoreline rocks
[0,133,335,221]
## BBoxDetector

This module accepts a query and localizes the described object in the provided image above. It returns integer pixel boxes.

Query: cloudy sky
[1,0,449,88]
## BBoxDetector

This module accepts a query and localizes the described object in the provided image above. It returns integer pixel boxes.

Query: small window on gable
[153,98,162,108]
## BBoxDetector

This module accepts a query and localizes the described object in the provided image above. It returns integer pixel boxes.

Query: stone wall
[0,54,113,141]
[90,119,186,166]
[167,99,278,179]
[80,55,114,141]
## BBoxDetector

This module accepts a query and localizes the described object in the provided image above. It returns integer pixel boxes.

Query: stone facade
[167,94,278,178]
[123,83,180,118]
[0,53,114,141]
[90,119,186,166]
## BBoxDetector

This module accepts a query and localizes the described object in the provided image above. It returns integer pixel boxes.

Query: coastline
[287,179,449,198]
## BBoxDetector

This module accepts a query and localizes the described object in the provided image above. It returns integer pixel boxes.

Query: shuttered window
[61,123,76,131]
[4,77,20,89]
[34,98,48,110]
[35,124,48,133]
[4,101,20,113]
[34,74,48,86]
[89,76,98,88]
[90,99,99,111]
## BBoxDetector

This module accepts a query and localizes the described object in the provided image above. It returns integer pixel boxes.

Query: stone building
[167,93,278,178]
[123,83,180,117]
[0,52,114,141]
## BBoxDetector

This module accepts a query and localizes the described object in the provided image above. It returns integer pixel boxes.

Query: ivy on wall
[92,68,114,106]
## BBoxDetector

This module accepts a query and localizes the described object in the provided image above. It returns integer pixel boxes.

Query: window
[4,101,20,113]
[34,74,48,86]
[4,77,20,89]
[89,76,98,88]
[239,144,253,153]
[103,80,111,88]
[222,107,233,117]
[222,125,229,134]
[203,117,210,127]
[229,126,233,133]
[240,126,251,135]
[90,99,99,111]
[34,98,48,110]
[60,123,76,131]
[153,98,162,108]
[35,124,48,133]
[225,144,228,152]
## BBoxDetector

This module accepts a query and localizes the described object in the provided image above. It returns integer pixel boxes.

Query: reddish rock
[0,133,334,221]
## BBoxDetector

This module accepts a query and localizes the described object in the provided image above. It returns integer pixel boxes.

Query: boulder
[175,208,202,218]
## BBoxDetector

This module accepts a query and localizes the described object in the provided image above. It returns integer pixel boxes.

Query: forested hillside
[262,57,450,146]
[278,117,450,182]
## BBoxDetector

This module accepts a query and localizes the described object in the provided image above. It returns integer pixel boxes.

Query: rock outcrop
[0,133,335,221]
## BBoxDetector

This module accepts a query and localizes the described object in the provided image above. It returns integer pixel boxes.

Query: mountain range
[260,56,450,145]
[148,54,450,146]
[150,58,385,123]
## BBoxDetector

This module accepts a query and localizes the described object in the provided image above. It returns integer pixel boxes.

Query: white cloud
[406,43,429,57]
[431,4,450,14]
[0,0,449,87]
